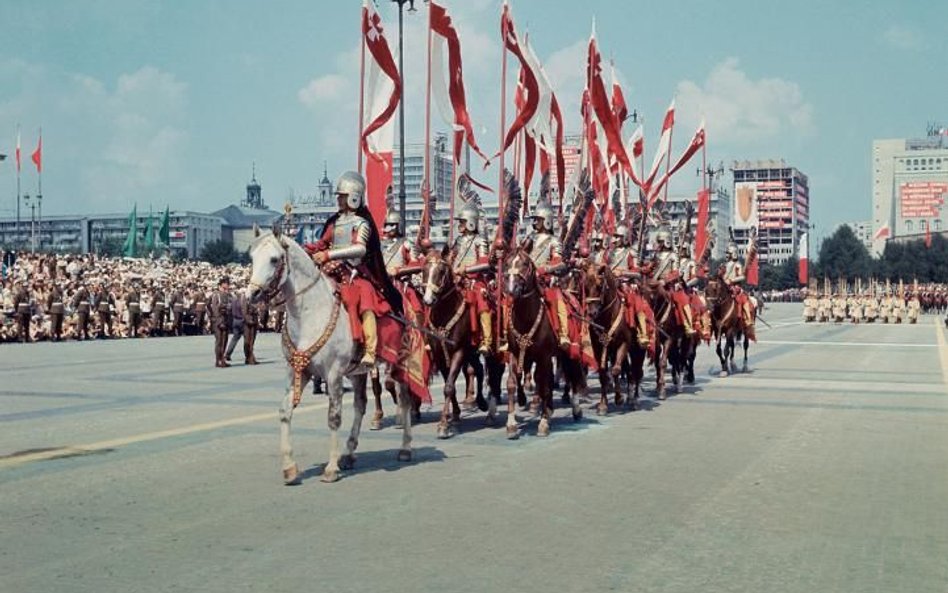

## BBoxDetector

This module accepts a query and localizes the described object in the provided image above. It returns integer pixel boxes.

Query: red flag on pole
[15,126,21,172]
[31,131,42,173]
[646,118,705,208]
[798,232,809,285]
[360,1,401,165]
[925,220,932,248]
[495,3,539,158]
[644,100,675,192]
[695,188,710,260]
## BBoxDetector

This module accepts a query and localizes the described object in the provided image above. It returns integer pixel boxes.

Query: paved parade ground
[2,303,947,593]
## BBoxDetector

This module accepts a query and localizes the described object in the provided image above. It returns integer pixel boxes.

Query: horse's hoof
[338,454,356,470]
[411,410,422,423]
[320,468,340,483]
[742,364,749,373]
[572,409,583,422]
[719,370,729,378]
[369,414,383,431]
[485,413,496,427]
[506,425,520,440]
[397,449,412,462]
[282,464,302,486]
[436,423,454,440]
[475,395,489,412]
[615,394,624,407]
[560,394,571,405]
[658,389,667,401]
[597,402,608,416]
[537,420,550,437]
[461,397,476,411]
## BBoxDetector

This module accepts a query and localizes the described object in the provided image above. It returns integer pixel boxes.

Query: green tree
[817,225,872,280]
[200,240,240,265]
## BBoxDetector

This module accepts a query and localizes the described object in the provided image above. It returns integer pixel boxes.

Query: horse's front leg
[742,334,750,373]
[339,373,368,472]
[728,335,738,374]
[369,367,384,430]
[470,353,489,412]
[321,372,345,483]
[594,342,610,415]
[437,350,465,439]
[611,342,628,408]
[656,338,671,400]
[279,373,303,486]
[536,358,553,437]
[716,334,728,377]
[396,384,413,462]
[505,357,521,440]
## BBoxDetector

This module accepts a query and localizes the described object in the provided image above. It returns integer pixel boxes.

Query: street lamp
[23,194,35,253]
[698,161,726,192]
[391,0,417,236]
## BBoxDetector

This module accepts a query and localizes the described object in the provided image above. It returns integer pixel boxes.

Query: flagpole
[15,124,21,249]
[422,0,433,243]
[357,6,366,175]
[495,2,509,351]
[662,120,673,205]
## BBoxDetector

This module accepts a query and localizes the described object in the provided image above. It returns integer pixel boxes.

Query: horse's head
[505,249,537,299]
[582,263,613,319]
[421,244,454,306]
[247,224,289,304]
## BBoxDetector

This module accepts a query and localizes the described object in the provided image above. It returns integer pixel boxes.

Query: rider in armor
[677,241,708,339]
[450,205,493,354]
[524,199,570,348]
[310,171,402,368]
[589,230,607,266]
[381,211,424,324]
[649,229,696,336]
[723,242,754,329]
[609,225,651,347]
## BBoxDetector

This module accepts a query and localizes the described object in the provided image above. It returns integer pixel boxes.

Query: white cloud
[883,24,925,51]
[675,58,813,146]
[298,74,349,109]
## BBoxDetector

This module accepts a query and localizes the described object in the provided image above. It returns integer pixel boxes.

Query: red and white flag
[695,188,710,264]
[644,99,675,192]
[925,220,932,248]
[646,117,705,207]
[15,126,21,173]
[430,1,489,166]
[497,2,539,157]
[798,231,809,285]
[873,223,890,241]
[610,62,628,132]
[361,0,400,228]
[31,130,42,173]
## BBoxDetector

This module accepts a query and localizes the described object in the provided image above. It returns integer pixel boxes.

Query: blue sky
[1,0,945,244]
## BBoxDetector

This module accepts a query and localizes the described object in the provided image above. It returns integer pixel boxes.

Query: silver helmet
[383,211,401,234]
[655,229,672,249]
[726,243,739,259]
[532,200,554,232]
[456,205,480,233]
[335,171,366,210]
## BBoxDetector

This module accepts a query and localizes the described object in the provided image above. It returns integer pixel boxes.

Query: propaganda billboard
[733,181,759,230]
[899,182,946,219]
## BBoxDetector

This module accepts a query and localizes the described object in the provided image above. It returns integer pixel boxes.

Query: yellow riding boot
[360,310,378,367]
[478,311,492,354]
[556,300,570,347]
[636,311,650,347]
[682,304,696,336]
[742,302,754,327]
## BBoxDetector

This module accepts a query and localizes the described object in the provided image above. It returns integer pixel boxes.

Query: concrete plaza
[1,303,947,593]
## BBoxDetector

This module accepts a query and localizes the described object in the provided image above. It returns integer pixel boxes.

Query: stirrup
[558,335,570,347]
[359,353,377,368]
[478,342,490,354]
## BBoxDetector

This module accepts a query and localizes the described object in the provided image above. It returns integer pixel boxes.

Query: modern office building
[840,220,873,252]
[871,130,948,254]
[731,159,810,265]
[663,184,733,260]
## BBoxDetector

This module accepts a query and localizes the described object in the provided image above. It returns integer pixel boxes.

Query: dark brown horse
[503,250,585,438]
[646,280,692,399]
[578,263,647,413]
[704,275,751,376]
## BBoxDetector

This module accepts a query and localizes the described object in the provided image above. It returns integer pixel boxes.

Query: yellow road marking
[936,318,948,390]
[0,402,327,470]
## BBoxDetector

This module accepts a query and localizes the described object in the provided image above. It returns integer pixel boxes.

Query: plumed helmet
[655,229,672,248]
[335,171,366,210]
[456,204,480,233]
[383,211,401,229]
[726,242,738,258]
[590,230,604,245]
[678,241,691,256]
[613,224,629,238]
[532,199,554,231]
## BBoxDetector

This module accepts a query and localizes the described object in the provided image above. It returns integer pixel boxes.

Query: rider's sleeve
[327,219,369,261]
[465,238,490,273]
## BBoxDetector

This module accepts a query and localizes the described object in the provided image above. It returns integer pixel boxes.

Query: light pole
[24,194,35,253]
[36,192,42,251]
[391,0,416,236]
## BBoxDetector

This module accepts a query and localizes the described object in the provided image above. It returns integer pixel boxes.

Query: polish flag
[798,232,809,285]
[32,130,42,173]
[695,188,710,262]
[644,99,675,192]
[873,224,890,241]
[925,221,932,248]
[497,2,539,157]
[15,126,21,173]
[646,118,705,208]
[361,0,400,228]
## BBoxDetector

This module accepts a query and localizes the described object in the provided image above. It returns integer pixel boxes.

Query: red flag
[925,220,932,248]
[551,94,566,201]
[610,62,628,131]
[798,232,809,285]
[31,131,42,173]
[695,188,710,260]
[746,241,759,287]
[873,224,890,241]
[430,1,489,166]
[644,100,675,192]
[360,1,401,165]
[15,127,21,173]
[646,118,705,208]
[496,3,539,157]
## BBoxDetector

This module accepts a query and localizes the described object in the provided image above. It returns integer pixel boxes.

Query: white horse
[247,226,414,484]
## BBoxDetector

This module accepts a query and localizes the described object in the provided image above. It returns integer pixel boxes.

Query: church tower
[243,162,265,209]
[317,161,333,205]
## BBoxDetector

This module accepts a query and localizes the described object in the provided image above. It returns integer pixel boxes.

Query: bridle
[249,238,320,307]
[506,253,538,299]
[423,256,457,302]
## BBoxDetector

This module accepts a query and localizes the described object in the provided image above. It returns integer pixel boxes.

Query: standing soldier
[449,205,493,353]
[309,171,403,368]
[95,284,115,338]
[523,198,570,348]
[72,283,92,340]
[192,286,208,335]
[210,276,233,367]
[224,289,245,362]
[13,280,31,343]
[170,287,185,336]
[126,282,142,338]
[46,281,66,341]
[152,287,166,336]
[241,292,260,365]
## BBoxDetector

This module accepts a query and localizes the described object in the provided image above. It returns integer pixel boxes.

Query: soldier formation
[802,282,947,325]
[0,252,276,360]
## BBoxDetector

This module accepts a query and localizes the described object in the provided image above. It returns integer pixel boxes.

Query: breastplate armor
[331,212,369,266]
[609,247,631,273]
[679,258,697,284]
[652,250,677,280]
[528,232,557,268]
[382,238,406,276]
[724,260,743,283]
[452,234,484,272]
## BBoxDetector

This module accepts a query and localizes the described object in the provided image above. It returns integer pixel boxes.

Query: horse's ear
[271,222,282,239]
[253,223,261,238]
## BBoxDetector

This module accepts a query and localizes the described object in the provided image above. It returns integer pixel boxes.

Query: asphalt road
[1,303,947,593]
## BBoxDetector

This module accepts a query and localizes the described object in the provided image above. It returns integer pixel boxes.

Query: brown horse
[646,280,692,399]
[577,263,646,413]
[704,275,751,376]
[504,250,585,438]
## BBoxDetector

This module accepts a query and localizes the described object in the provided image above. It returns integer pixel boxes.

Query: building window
[936,220,943,231]
[906,220,914,232]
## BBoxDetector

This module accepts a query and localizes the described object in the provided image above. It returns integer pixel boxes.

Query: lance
[754,312,773,329]
[386,312,457,347]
